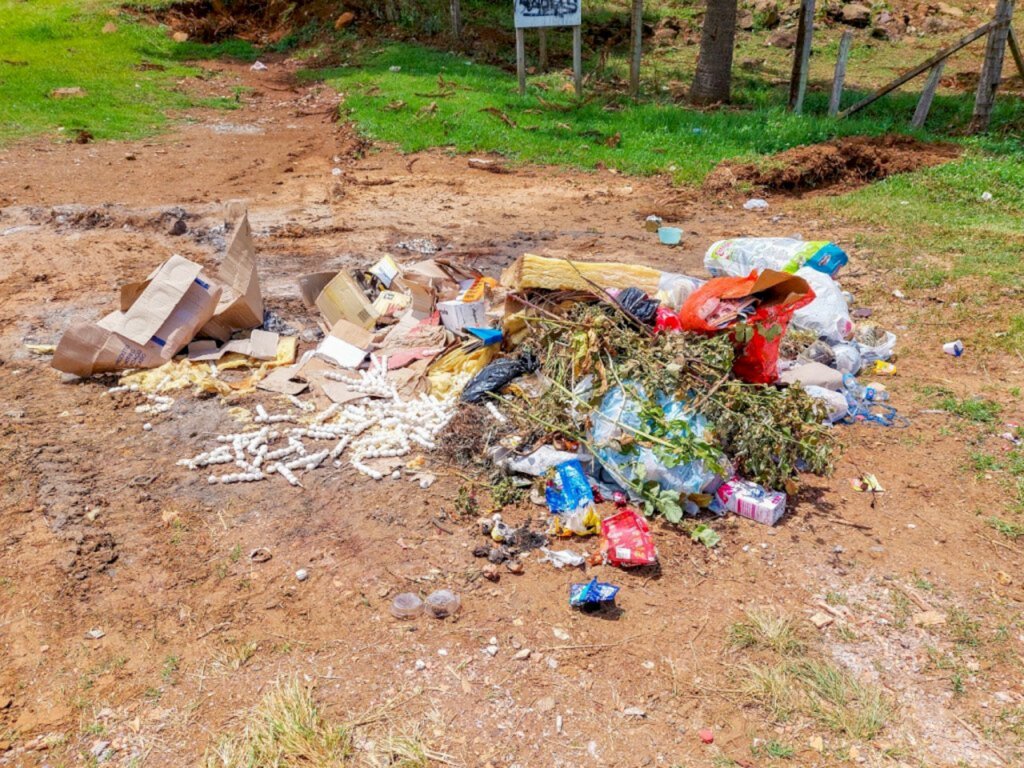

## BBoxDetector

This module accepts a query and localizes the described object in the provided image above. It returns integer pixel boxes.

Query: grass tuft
[729,608,806,656]
[203,679,351,768]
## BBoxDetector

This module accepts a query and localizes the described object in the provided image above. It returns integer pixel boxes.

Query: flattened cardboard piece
[438,299,486,332]
[53,256,220,376]
[315,271,378,329]
[387,358,431,398]
[321,381,371,404]
[101,255,204,344]
[298,272,337,309]
[392,276,435,319]
[313,318,374,369]
[201,213,264,342]
[721,269,811,309]
[256,366,310,396]
[188,329,280,362]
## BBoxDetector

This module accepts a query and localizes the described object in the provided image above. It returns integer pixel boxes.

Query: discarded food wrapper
[715,478,787,526]
[546,459,601,536]
[569,577,619,608]
[53,255,222,376]
[943,339,964,357]
[601,507,657,567]
[851,473,884,493]
[538,547,586,569]
[871,360,896,376]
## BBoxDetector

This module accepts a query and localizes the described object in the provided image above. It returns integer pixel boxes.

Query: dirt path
[0,61,1021,767]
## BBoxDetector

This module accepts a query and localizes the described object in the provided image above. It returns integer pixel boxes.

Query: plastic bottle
[390,592,424,620]
[842,374,889,403]
[424,589,461,619]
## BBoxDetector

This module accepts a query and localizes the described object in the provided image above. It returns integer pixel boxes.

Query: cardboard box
[314,318,374,369]
[53,255,221,376]
[315,271,378,330]
[715,478,787,526]
[200,211,264,342]
[438,299,486,332]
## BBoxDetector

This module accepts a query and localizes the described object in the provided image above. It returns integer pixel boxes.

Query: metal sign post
[514,1,583,96]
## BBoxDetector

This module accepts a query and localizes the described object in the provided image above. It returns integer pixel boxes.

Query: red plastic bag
[670,270,814,384]
[601,507,657,567]
[654,305,683,333]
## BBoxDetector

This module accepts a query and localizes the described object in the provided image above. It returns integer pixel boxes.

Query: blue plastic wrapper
[545,459,594,514]
[569,578,620,607]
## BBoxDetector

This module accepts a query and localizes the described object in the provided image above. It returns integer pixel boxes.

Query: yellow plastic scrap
[427,342,496,400]
[25,344,56,355]
[119,337,298,397]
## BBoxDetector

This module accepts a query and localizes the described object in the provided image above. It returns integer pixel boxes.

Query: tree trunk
[690,0,738,105]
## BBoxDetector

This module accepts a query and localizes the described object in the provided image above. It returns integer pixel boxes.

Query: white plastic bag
[804,385,849,423]
[791,267,853,343]
[857,331,897,364]
[830,342,862,375]
[656,272,705,310]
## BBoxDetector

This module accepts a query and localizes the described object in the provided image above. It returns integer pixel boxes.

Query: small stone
[482,563,501,582]
[848,745,861,760]
[484,645,498,657]
[171,31,189,42]
[642,660,655,670]
[90,740,111,758]
[536,696,556,712]
[513,648,531,661]
[809,612,834,629]
[767,29,797,49]
[142,423,152,431]
[547,657,558,669]
[552,627,570,641]
[295,568,309,582]
[414,659,426,671]
[622,706,646,718]
[841,3,872,28]
[437,648,448,656]
[506,560,524,575]
[809,735,824,752]
[86,628,105,639]
[124,152,136,161]
[472,545,490,558]
[937,2,965,17]
[167,218,187,236]
[487,547,509,564]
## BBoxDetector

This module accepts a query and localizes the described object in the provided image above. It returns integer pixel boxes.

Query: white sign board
[514,0,581,29]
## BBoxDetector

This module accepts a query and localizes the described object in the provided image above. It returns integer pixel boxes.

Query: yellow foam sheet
[119,337,297,396]
[427,343,496,400]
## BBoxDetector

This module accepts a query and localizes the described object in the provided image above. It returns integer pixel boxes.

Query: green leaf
[691,523,721,548]
[659,495,683,524]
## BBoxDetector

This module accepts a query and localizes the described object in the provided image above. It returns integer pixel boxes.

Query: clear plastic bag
[704,238,849,278]
[790,267,853,343]
[655,272,705,310]
[590,384,724,498]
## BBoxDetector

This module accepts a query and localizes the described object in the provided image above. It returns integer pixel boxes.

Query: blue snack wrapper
[545,459,594,514]
[569,577,620,607]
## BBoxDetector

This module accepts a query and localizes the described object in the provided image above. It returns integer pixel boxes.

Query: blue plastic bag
[545,459,601,535]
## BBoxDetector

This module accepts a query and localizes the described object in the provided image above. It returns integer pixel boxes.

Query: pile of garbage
[50,206,899,605]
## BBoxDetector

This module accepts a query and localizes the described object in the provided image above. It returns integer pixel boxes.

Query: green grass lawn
[0,0,253,145]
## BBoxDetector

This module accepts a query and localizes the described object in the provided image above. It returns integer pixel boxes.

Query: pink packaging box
[716,478,787,526]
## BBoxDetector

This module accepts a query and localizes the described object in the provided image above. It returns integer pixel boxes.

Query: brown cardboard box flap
[201,212,264,341]
[102,255,203,344]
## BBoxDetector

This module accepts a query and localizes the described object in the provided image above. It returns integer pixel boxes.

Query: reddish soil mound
[715,135,961,194]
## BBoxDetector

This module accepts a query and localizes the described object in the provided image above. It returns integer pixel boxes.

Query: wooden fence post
[789,0,816,113]
[1006,27,1024,81]
[516,27,526,95]
[911,60,946,128]
[573,24,583,96]
[828,31,853,117]
[450,0,461,40]
[970,0,1015,132]
[629,0,644,97]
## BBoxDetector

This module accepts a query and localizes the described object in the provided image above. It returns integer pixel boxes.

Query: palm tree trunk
[690,0,738,105]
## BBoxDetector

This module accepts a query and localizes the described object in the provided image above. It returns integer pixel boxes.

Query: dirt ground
[1,60,1022,768]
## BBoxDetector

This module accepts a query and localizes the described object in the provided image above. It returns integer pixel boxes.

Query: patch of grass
[791,660,891,740]
[754,739,795,759]
[0,0,256,145]
[203,679,351,768]
[309,43,960,185]
[825,591,847,606]
[927,391,1002,424]
[214,640,259,673]
[741,662,800,723]
[729,608,806,655]
[161,654,180,684]
[986,516,1024,539]
[946,607,981,648]
[488,474,524,508]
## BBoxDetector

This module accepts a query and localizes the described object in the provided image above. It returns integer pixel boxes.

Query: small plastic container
[424,589,461,619]
[658,227,683,246]
[390,592,423,620]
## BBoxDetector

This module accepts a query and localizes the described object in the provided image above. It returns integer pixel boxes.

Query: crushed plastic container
[424,589,461,618]
[390,592,424,620]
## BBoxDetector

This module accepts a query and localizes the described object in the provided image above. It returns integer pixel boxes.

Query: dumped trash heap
[51,207,900,576]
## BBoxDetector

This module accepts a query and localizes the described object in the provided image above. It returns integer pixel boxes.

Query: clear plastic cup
[424,589,460,619]
[390,592,423,620]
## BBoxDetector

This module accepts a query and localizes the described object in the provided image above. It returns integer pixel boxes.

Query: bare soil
[711,135,962,195]
[0,60,1021,768]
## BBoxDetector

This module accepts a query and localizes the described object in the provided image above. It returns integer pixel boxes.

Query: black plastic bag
[616,287,660,326]
[461,350,539,403]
